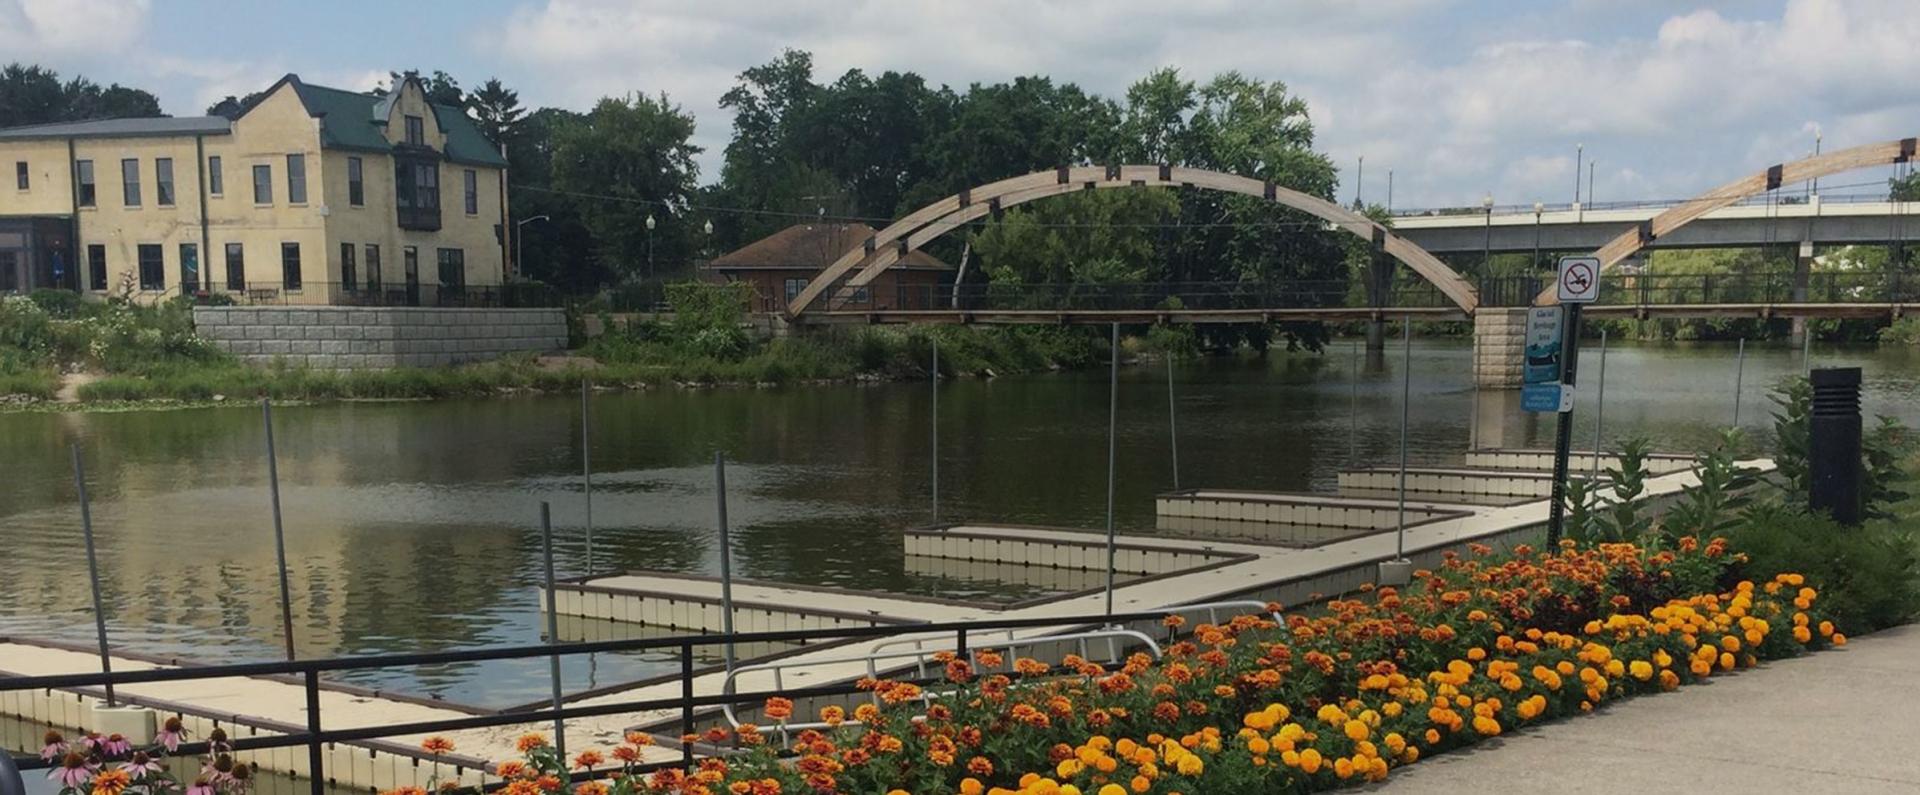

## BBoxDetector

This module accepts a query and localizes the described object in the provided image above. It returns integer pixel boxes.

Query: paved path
[1381,623,1920,793]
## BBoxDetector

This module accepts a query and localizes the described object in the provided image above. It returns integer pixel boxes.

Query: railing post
[680,641,695,769]
[303,669,324,795]
[955,627,969,662]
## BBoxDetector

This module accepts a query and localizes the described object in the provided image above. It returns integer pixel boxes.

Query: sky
[6,0,1920,210]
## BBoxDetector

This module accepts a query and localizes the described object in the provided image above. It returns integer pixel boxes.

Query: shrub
[1723,505,1920,633]
[1770,376,1914,519]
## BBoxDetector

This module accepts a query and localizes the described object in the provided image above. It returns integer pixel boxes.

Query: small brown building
[701,223,954,313]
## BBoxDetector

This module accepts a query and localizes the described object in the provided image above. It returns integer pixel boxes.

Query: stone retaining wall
[192,306,568,369]
[1473,307,1528,388]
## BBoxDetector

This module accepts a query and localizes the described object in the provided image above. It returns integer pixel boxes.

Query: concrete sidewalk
[1381,623,1920,794]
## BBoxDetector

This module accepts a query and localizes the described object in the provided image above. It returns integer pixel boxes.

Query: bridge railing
[873,280,1456,314]
[1478,270,1917,307]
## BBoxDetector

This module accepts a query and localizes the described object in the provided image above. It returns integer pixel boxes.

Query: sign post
[1543,256,1600,544]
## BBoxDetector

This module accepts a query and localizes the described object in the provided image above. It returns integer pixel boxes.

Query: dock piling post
[714,451,737,672]
[1350,338,1361,468]
[1167,351,1179,491]
[262,399,297,661]
[582,378,594,576]
[70,444,115,707]
[1589,329,1609,486]
[1733,338,1747,427]
[539,501,567,755]
[680,641,695,769]
[1378,317,1415,587]
[1103,322,1120,619]
[931,338,939,524]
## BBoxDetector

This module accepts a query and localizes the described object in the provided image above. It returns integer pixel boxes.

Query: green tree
[206,91,268,120]
[0,63,162,126]
[467,78,525,146]
[550,93,702,282]
[376,70,463,105]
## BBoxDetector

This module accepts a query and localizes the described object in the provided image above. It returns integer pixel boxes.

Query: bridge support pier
[1472,307,1528,389]
[1789,240,1813,347]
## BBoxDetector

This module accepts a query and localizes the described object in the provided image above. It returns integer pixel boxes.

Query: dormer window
[405,115,424,146]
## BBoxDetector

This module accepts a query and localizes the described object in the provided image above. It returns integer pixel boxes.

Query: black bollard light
[1808,367,1864,526]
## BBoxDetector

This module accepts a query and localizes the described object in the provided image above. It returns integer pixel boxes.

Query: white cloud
[0,0,149,53]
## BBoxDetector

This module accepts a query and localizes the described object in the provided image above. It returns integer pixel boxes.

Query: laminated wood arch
[784,164,1482,318]
[1539,136,1920,305]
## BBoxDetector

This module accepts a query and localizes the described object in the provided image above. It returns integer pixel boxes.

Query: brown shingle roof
[705,223,954,272]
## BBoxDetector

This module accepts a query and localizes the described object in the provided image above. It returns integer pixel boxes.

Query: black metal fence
[883,280,1457,313]
[1476,271,1919,308]
[155,282,564,309]
[0,609,1182,794]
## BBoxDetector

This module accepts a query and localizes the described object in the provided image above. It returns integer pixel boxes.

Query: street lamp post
[645,214,657,278]
[1482,194,1495,274]
[1533,201,1544,274]
[1574,143,1583,206]
[515,215,550,280]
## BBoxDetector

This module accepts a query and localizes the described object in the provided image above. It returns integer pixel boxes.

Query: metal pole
[581,379,594,576]
[1166,352,1179,491]
[1349,338,1360,468]
[1103,322,1119,619]
[70,444,115,707]
[262,399,296,661]
[1804,327,1813,377]
[1394,316,1412,561]
[539,502,566,755]
[714,452,737,672]
[1546,303,1585,544]
[931,338,939,524]
[1732,338,1746,427]
[1589,329,1608,485]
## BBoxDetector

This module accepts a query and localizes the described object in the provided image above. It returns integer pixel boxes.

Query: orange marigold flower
[514,733,549,753]
[572,749,604,769]
[419,736,454,755]
[763,697,794,722]
[966,756,994,776]
[494,761,529,779]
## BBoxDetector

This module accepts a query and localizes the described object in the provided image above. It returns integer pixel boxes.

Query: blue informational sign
[1522,306,1572,413]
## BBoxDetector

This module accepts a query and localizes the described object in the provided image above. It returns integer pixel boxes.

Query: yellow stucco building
[0,73,508,305]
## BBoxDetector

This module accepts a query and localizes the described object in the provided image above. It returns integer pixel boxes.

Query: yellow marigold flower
[1334,757,1355,779]
[1833,633,1848,646]
[1629,660,1653,680]
[960,780,984,795]
[1129,775,1151,793]
[1176,755,1203,776]
[1299,748,1323,774]
[1343,719,1369,742]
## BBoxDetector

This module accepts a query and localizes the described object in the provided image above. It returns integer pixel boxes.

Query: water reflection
[1,340,1913,704]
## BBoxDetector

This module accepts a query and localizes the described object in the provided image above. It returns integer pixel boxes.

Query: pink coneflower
[50,751,94,789]
[204,754,234,784]
[101,734,131,757]
[79,733,104,753]
[119,752,164,780]
[185,777,214,795]
[41,730,69,761]
[157,717,186,754]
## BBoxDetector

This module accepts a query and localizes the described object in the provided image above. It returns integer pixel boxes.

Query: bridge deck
[798,302,1908,325]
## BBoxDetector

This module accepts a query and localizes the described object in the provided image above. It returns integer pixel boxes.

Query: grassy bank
[63,324,1104,404]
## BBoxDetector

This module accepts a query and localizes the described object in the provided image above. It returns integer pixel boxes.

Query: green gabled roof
[261,74,507,168]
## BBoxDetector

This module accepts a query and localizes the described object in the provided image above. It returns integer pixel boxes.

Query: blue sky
[6,0,1917,209]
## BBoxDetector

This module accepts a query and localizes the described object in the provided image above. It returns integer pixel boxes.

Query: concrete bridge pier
[1789,239,1814,347]
[1472,307,1528,389]
[1364,254,1394,353]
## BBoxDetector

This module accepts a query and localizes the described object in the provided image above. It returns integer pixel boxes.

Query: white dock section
[1337,466,1576,498]
[1463,448,1698,475]
[902,524,1251,575]
[4,458,1768,792]
[1153,490,1472,530]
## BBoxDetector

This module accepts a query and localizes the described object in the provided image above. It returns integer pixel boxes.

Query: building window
[286,154,306,204]
[208,155,223,195]
[87,244,106,290]
[365,243,381,291]
[225,243,244,291]
[121,158,140,207]
[347,156,364,206]
[179,243,199,294]
[137,244,163,290]
[436,248,465,290]
[394,158,440,230]
[784,278,807,306]
[76,160,95,207]
[405,115,424,145]
[14,161,25,190]
[463,169,477,214]
[850,286,871,304]
[252,164,271,204]
[281,242,302,290]
[155,157,175,206]
[340,242,357,290]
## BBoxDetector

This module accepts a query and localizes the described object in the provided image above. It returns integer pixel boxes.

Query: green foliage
[1881,317,1920,345]
[1661,430,1761,541]
[551,93,703,280]
[1568,437,1656,544]
[664,281,751,360]
[1723,505,1920,633]
[1,62,162,126]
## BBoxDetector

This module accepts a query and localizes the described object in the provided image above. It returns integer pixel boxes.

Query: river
[1,339,1915,707]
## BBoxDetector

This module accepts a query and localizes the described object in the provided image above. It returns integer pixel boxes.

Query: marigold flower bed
[421,538,1846,795]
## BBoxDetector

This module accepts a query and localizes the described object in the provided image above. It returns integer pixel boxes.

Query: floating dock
[4,452,1753,794]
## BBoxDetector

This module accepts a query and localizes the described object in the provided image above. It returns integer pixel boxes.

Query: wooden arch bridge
[783,145,1920,326]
